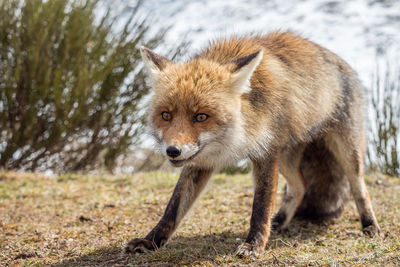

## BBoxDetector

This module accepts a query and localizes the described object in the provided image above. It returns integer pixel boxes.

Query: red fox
[126,31,380,256]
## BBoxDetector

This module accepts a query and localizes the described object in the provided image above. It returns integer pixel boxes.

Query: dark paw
[235,243,264,258]
[271,211,286,232]
[362,224,381,237]
[125,238,157,254]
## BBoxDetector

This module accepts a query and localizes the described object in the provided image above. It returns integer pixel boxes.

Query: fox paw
[271,211,287,232]
[362,225,381,237]
[125,238,157,253]
[235,243,263,258]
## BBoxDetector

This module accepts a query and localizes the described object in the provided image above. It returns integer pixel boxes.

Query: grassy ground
[0,171,399,266]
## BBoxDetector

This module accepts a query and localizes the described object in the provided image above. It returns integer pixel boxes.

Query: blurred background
[0,0,399,176]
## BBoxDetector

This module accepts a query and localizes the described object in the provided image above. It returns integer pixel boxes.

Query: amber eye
[161,111,172,121]
[194,113,209,123]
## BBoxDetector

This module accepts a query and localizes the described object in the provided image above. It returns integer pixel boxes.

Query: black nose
[166,146,181,158]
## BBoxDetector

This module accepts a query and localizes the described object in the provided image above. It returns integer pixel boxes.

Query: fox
[125,31,381,257]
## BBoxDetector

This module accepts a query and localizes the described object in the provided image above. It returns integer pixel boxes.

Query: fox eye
[194,113,209,123]
[161,111,172,121]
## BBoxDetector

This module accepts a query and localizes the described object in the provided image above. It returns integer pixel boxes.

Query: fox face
[141,47,263,168]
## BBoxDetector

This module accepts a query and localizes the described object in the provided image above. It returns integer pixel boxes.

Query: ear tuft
[140,46,172,81]
[231,50,263,94]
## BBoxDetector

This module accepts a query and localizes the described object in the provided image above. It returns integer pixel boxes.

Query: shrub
[0,0,181,172]
[367,60,400,176]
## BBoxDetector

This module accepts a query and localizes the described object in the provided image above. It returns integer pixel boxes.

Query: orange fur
[127,31,380,256]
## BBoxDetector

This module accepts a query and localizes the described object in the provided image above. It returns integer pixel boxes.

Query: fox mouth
[168,146,203,167]
[169,159,186,166]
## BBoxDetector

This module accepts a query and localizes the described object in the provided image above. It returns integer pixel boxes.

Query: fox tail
[296,139,350,220]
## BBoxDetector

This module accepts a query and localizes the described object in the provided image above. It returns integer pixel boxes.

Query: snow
[105,0,400,87]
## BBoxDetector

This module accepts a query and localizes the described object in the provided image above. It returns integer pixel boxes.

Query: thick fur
[126,32,380,256]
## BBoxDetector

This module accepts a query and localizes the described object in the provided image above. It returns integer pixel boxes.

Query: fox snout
[162,142,202,167]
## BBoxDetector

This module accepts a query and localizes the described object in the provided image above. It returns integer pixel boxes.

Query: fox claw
[235,243,263,258]
[362,225,381,237]
[125,238,157,254]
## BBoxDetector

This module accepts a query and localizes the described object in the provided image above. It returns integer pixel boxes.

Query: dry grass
[0,170,399,266]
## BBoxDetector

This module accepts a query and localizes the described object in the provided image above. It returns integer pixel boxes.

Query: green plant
[367,60,400,176]
[0,0,183,172]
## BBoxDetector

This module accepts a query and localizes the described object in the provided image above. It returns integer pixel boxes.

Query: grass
[1,171,400,266]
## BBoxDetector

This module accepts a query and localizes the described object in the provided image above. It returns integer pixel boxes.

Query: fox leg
[125,166,213,253]
[272,145,306,230]
[236,153,280,257]
[324,132,380,236]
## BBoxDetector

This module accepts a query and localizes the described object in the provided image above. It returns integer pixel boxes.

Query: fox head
[140,46,263,168]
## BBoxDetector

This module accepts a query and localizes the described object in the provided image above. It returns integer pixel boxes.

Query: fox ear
[230,50,263,94]
[140,46,172,81]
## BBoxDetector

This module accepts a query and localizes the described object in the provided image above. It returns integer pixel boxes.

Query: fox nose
[166,146,181,158]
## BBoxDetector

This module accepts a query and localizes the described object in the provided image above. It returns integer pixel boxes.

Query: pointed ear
[230,50,263,94]
[140,46,172,81]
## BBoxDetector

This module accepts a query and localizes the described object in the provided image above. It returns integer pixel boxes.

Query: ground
[0,171,399,266]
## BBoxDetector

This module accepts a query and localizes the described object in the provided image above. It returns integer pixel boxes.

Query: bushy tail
[296,139,350,220]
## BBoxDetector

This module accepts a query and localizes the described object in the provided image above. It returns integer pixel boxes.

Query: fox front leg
[126,166,213,253]
[236,153,279,257]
